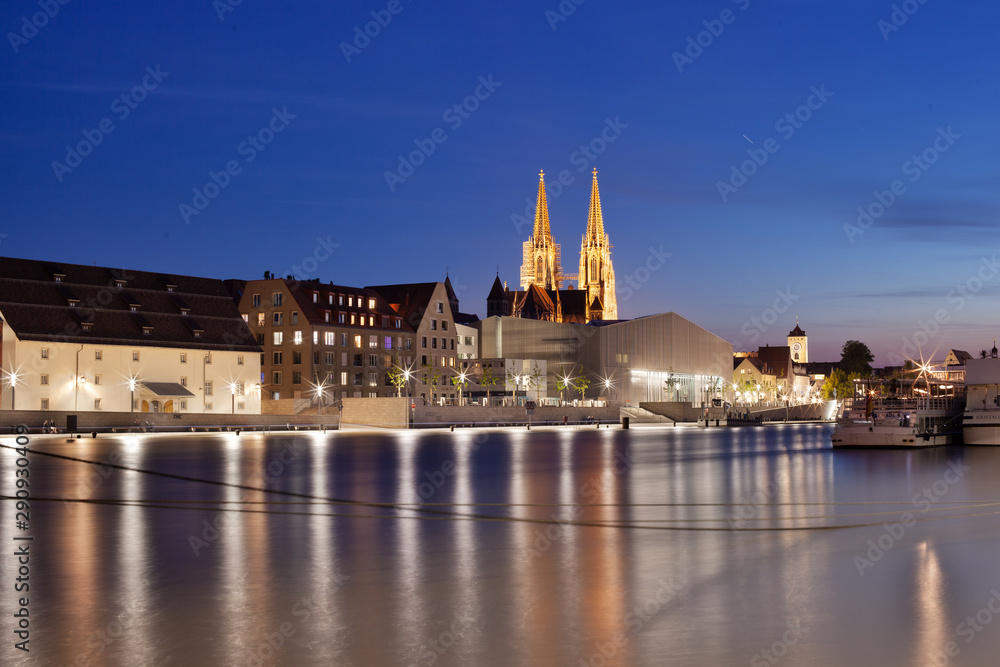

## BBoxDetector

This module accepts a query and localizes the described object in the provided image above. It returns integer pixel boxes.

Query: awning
[141,382,196,397]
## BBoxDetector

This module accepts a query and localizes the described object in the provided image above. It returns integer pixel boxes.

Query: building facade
[787,322,808,363]
[236,278,416,407]
[578,169,617,321]
[520,170,562,291]
[0,257,260,414]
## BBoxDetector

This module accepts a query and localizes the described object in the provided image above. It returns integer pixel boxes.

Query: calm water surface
[4,424,1000,666]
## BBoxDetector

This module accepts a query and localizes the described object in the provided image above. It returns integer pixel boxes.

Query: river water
[3,423,1000,666]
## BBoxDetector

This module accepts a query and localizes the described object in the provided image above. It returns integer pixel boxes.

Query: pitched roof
[789,323,806,336]
[366,282,443,330]
[0,256,260,351]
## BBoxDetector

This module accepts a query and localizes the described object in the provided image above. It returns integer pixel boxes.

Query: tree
[821,368,858,401]
[840,340,874,376]
[575,374,590,400]
[527,362,544,402]
[557,368,574,405]
[664,369,680,401]
[387,360,409,398]
[420,358,441,403]
[450,368,469,405]
[480,362,499,405]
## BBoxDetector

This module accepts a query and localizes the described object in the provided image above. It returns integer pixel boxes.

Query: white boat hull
[831,422,959,448]
[961,414,1000,445]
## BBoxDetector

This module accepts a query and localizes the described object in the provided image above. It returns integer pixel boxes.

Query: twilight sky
[1,0,997,365]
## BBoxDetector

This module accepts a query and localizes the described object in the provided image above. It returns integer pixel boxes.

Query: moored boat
[832,395,964,448]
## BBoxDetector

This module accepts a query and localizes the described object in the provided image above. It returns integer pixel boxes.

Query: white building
[0,257,261,414]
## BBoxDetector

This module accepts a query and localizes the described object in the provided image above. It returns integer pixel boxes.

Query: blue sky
[1,0,997,365]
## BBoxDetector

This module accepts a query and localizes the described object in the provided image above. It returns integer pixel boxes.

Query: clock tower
[788,321,807,363]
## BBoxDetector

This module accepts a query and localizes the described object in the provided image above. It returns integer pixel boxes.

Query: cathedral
[488,169,618,323]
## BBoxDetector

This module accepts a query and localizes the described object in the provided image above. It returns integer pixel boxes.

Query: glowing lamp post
[128,376,137,413]
[4,368,20,411]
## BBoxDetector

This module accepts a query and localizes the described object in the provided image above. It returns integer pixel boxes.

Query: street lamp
[127,375,138,412]
[3,367,20,411]
[227,380,238,414]
[403,368,412,399]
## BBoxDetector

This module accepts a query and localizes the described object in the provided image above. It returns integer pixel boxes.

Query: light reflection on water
[4,425,1000,665]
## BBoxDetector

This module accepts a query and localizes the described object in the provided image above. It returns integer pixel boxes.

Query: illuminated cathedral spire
[520,170,562,290]
[578,168,617,320]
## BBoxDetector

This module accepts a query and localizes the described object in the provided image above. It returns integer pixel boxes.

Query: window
[432,338,437,349]
[436,301,444,314]
[341,352,348,365]
[338,295,344,306]
[407,339,412,351]
[368,354,377,367]
[41,348,49,359]
[115,279,126,289]
[131,305,139,313]
[180,400,187,410]
[273,332,283,345]
[368,298,376,309]
[273,352,283,365]
[351,314,356,325]
[95,350,103,360]
[180,377,187,387]
[325,332,335,345]
[292,312,298,325]
[293,351,302,365]
[451,339,455,350]
[238,355,244,365]
[40,398,49,410]
[354,335,362,348]
[348,296,354,307]
[353,373,363,386]
[325,311,331,323]
[341,372,348,386]
[272,371,282,385]
[143,326,153,336]
[132,351,140,362]
[94,398,102,410]
[369,373,378,386]
[338,313,346,324]
[68,299,78,308]
[257,333,265,345]
[422,337,427,348]
[341,333,348,347]
[292,371,302,385]
[384,355,393,368]
[205,353,212,364]
[252,293,260,308]
[369,316,375,326]
[257,313,265,326]
[273,292,282,306]
[354,354,363,367]
[313,331,318,345]
[40,375,48,385]
[385,336,393,349]
[421,355,428,366]
[204,381,213,396]
[395,318,401,329]
[369,335,377,348]
[273,312,283,326]
[237,402,245,410]
[313,351,320,365]
[243,314,249,323]
[180,353,187,363]
[329,294,334,305]
[293,331,303,345]
[312,292,318,304]
[326,352,335,365]
[442,321,448,331]
[430,320,437,331]
[205,403,213,411]
[94,374,102,386]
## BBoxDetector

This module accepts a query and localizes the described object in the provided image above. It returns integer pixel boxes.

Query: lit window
[143,326,153,336]
[313,331,318,345]
[385,336,392,349]
[257,313,265,326]
[293,331,303,345]
[369,372,378,386]
[368,298,376,309]
[369,335,377,348]
[351,314,356,325]
[369,316,375,326]
[329,294,333,305]
[312,292,318,303]
[348,296,353,307]
[396,318,401,329]
[341,372,347,385]
[338,295,344,306]
[325,311,331,323]
[325,332,335,345]
[273,332,283,345]
[354,335,362,348]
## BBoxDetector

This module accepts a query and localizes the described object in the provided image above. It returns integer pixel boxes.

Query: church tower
[788,320,808,363]
[520,171,562,291]
[578,169,617,321]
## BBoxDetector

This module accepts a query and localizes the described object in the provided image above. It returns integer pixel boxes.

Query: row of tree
[386,360,593,403]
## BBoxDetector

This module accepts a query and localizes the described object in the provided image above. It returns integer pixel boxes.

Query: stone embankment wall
[413,404,621,427]
[0,410,337,434]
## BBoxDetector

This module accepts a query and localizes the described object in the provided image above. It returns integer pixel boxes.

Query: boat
[962,356,1000,445]
[831,395,964,448]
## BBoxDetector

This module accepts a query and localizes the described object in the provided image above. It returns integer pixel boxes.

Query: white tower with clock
[788,321,808,363]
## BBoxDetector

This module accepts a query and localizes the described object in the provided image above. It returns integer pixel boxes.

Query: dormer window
[142,326,153,336]
[68,299,79,308]
[130,305,138,312]
[81,322,93,331]
[115,279,127,289]
[181,308,191,316]
[53,274,65,282]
